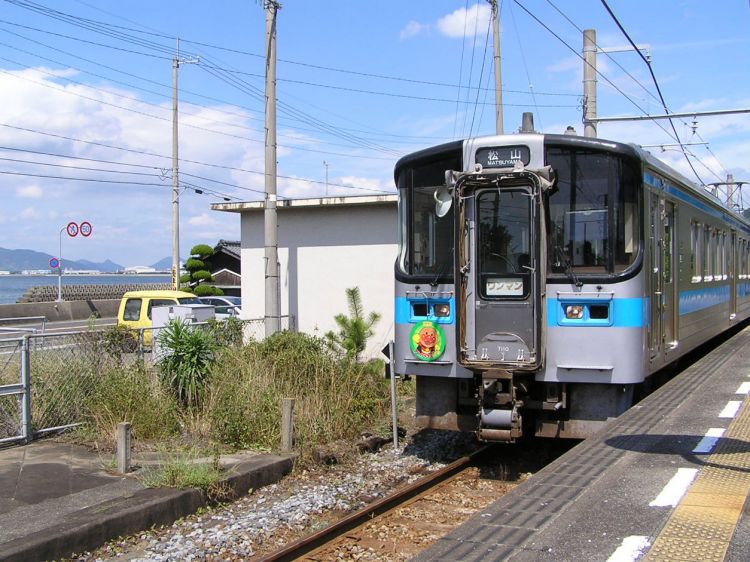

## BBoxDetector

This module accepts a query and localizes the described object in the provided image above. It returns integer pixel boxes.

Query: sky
[0,0,748,267]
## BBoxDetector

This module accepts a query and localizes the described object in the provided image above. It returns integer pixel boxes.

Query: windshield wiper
[554,245,583,288]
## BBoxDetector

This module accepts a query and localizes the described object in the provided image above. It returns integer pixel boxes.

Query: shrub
[101,325,138,360]
[193,284,222,297]
[205,332,390,455]
[157,319,216,409]
[209,317,244,348]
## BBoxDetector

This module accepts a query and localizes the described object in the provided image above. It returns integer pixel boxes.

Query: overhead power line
[0,126,393,195]
[599,0,702,185]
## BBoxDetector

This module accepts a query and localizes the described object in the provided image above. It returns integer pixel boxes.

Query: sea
[0,274,172,304]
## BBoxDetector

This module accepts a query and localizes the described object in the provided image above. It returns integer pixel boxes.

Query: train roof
[394,133,748,225]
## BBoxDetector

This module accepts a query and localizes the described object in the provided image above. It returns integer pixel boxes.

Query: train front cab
[394,134,709,442]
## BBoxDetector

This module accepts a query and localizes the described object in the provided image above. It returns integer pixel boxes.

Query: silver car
[198,296,242,319]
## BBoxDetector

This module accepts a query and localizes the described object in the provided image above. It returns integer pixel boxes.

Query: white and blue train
[393,128,750,441]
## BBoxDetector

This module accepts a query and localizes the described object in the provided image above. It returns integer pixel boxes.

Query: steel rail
[257,446,489,562]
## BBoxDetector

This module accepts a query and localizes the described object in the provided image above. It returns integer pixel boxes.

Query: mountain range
[0,247,173,272]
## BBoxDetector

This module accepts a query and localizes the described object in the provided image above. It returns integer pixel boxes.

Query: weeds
[205,332,390,457]
[139,447,230,501]
[30,323,394,471]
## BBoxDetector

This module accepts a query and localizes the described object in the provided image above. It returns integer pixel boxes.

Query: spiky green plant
[156,319,216,409]
[325,287,381,361]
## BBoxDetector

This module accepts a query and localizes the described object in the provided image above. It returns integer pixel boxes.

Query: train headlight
[565,305,584,319]
[434,303,451,317]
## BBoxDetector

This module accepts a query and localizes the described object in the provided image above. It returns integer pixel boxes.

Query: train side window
[703,226,712,282]
[691,221,702,283]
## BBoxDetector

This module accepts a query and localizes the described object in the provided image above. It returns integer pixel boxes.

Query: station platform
[413,325,750,562]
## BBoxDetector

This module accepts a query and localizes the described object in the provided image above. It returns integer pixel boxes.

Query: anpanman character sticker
[410,321,446,361]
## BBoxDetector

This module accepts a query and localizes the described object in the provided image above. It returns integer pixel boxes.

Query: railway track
[256,446,514,562]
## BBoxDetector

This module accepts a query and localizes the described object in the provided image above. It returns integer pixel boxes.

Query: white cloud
[400,21,427,40]
[16,185,43,198]
[436,3,491,39]
[188,213,218,227]
[20,207,41,219]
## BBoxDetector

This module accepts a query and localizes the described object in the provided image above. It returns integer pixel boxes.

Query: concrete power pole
[171,39,180,290]
[264,1,281,337]
[583,29,598,138]
[490,0,503,135]
[171,39,198,290]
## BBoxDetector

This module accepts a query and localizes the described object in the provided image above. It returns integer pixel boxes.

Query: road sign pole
[57,226,64,302]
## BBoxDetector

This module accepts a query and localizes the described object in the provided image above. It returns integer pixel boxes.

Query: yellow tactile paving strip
[645,394,750,562]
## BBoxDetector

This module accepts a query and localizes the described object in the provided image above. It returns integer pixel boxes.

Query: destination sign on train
[476,145,530,168]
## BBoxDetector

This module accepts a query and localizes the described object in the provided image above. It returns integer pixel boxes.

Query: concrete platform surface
[0,440,293,562]
[414,326,750,562]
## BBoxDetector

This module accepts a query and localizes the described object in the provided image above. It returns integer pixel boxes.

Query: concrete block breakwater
[18,283,172,303]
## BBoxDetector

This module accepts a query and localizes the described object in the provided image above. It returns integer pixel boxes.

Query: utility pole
[265,1,281,337]
[171,38,198,290]
[171,39,180,290]
[583,29,597,138]
[323,160,329,196]
[489,0,503,135]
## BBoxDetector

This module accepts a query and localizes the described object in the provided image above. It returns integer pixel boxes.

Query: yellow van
[117,290,200,345]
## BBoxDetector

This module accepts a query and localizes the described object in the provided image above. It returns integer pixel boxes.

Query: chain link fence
[27,331,128,436]
[0,315,297,444]
[0,336,24,443]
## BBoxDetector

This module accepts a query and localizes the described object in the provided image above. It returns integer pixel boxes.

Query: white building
[123,265,157,274]
[213,195,398,358]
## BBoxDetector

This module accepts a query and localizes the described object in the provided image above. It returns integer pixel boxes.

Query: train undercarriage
[415,373,634,441]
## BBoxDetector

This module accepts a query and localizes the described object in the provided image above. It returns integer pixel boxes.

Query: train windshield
[546,145,640,277]
[396,152,460,279]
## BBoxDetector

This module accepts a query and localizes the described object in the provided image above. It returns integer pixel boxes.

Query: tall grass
[29,328,391,459]
[205,332,390,455]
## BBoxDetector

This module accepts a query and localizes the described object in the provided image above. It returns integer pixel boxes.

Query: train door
[648,195,662,360]
[663,200,677,350]
[730,231,737,320]
[649,196,677,361]
[456,172,545,370]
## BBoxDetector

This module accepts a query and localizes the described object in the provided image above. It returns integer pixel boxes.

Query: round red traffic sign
[66,222,79,237]
[49,257,59,269]
[80,221,92,237]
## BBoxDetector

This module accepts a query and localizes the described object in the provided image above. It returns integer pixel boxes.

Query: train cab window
[545,146,640,278]
[477,188,531,298]
[397,152,461,279]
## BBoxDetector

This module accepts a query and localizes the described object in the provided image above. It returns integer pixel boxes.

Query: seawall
[0,300,119,322]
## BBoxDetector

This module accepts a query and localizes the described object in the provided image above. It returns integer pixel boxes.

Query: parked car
[198,296,242,319]
[117,290,201,345]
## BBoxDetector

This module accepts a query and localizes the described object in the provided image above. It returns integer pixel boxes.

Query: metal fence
[0,336,29,445]
[0,315,296,446]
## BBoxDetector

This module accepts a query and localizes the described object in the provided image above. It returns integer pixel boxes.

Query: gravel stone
[78,430,477,561]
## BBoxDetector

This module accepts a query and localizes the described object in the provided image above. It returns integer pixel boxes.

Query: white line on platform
[736,382,750,395]
[606,536,651,562]
[692,428,725,454]
[719,400,742,418]
[649,468,698,507]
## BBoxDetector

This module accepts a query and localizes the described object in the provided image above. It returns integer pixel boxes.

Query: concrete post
[20,334,32,443]
[583,29,598,138]
[264,1,281,338]
[116,422,131,474]
[281,398,295,452]
[389,340,399,450]
[490,0,503,135]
